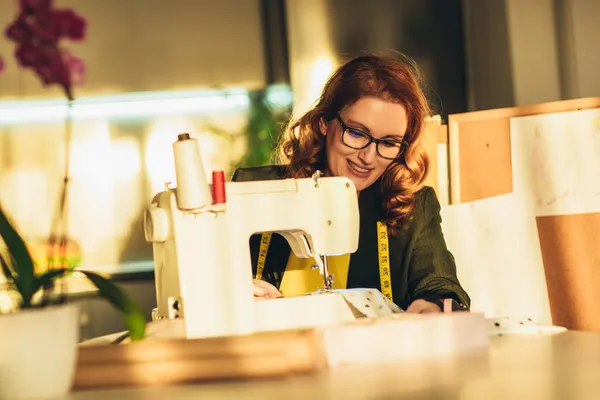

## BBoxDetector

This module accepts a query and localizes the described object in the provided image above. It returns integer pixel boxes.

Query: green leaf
[0,252,15,284]
[36,268,70,291]
[79,270,146,340]
[0,206,36,307]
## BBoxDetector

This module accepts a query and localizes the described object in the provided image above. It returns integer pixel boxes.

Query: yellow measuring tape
[256,221,392,302]
[255,232,272,280]
[376,221,393,302]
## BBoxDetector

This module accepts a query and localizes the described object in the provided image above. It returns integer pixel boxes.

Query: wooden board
[448,97,600,203]
[536,213,600,331]
[75,328,326,390]
[421,117,448,198]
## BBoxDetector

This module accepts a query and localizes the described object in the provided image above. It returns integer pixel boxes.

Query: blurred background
[0,0,598,338]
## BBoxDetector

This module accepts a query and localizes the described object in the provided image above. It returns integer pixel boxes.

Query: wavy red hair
[275,54,431,235]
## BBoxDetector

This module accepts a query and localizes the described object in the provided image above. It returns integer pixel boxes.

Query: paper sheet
[510,108,600,216]
[440,193,552,325]
[305,288,402,317]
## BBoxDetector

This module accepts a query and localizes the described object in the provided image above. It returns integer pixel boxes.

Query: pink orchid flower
[4,0,87,100]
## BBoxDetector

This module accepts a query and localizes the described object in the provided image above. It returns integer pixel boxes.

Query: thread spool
[212,170,226,204]
[172,133,212,210]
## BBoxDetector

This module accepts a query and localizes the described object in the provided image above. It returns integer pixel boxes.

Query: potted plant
[0,3,147,398]
[0,205,146,400]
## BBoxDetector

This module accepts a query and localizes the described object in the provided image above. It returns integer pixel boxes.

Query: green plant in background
[235,88,291,168]
[207,87,292,173]
[0,205,146,340]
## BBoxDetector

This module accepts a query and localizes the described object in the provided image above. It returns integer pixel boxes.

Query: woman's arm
[406,187,471,311]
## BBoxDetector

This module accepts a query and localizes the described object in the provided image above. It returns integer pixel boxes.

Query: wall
[564,0,600,98]
[0,0,267,99]
[505,0,562,107]
[284,0,468,117]
[284,0,338,116]
[461,0,514,110]
[462,0,600,111]
[325,0,468,116]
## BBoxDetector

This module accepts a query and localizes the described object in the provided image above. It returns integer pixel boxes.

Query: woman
[233,54,470,313]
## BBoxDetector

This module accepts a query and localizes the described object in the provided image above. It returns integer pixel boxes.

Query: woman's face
[320,97,408,192]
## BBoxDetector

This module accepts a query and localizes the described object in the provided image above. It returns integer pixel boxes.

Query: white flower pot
[0,303,79,400]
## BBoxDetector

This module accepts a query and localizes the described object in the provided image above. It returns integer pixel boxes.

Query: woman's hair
[275,53,431,235]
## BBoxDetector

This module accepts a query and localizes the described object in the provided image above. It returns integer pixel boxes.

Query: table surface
[68,329,600,400]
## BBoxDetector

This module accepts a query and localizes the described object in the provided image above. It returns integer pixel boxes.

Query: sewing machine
[143,133,363,339]
[88,132,489,372]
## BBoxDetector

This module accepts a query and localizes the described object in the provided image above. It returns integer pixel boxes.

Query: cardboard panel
[421,118,448,198]
[421,120,440,194]
[448,97,600,203]
[536,213,600,331]
[449,118,512,204]
[437,125,448,143]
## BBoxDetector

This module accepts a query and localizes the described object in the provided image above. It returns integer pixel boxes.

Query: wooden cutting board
[75,328,327,390]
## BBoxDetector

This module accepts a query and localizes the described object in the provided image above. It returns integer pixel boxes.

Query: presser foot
[323,274,334,291]
[311,255,334,291]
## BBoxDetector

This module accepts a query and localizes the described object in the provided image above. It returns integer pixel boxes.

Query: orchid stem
[46,97,73,304]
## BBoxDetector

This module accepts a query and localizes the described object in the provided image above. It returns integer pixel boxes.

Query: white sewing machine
[144,133,366,339]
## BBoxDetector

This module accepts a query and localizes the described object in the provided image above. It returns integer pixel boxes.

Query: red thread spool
[212,170,226,204]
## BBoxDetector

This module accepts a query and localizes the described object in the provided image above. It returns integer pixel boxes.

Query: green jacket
[231,165,471,310]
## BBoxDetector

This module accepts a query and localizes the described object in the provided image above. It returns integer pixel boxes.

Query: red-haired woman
[233,54,470,313]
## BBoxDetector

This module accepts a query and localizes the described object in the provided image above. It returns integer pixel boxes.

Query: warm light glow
[0,88,252,126]
[292,55,337,116]
[69,121,112,179]
[308,56,336,104]
[111,137,142,182]
[0,291,15,314]
[68,121,118,265]
[0,169,52,238]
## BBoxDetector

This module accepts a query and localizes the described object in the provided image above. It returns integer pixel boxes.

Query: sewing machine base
[147,289,397,338]
[93,292,488,367]
[143,293,359,340]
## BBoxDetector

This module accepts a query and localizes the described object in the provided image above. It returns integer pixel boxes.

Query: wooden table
[68,330,600,399]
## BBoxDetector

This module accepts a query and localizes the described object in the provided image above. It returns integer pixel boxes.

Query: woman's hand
[252,279,283,299]
[406,299,441,313]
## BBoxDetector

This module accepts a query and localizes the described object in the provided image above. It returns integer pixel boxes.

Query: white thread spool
[172,133,212,210]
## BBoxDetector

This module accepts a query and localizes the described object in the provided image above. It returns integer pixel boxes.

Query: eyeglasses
[336,115,408,160]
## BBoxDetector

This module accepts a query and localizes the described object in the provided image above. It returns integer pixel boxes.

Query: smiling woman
[322,98,409,193]
[232,54,470,314]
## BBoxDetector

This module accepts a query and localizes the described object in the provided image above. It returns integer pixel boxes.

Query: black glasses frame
[335,115,408,160]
